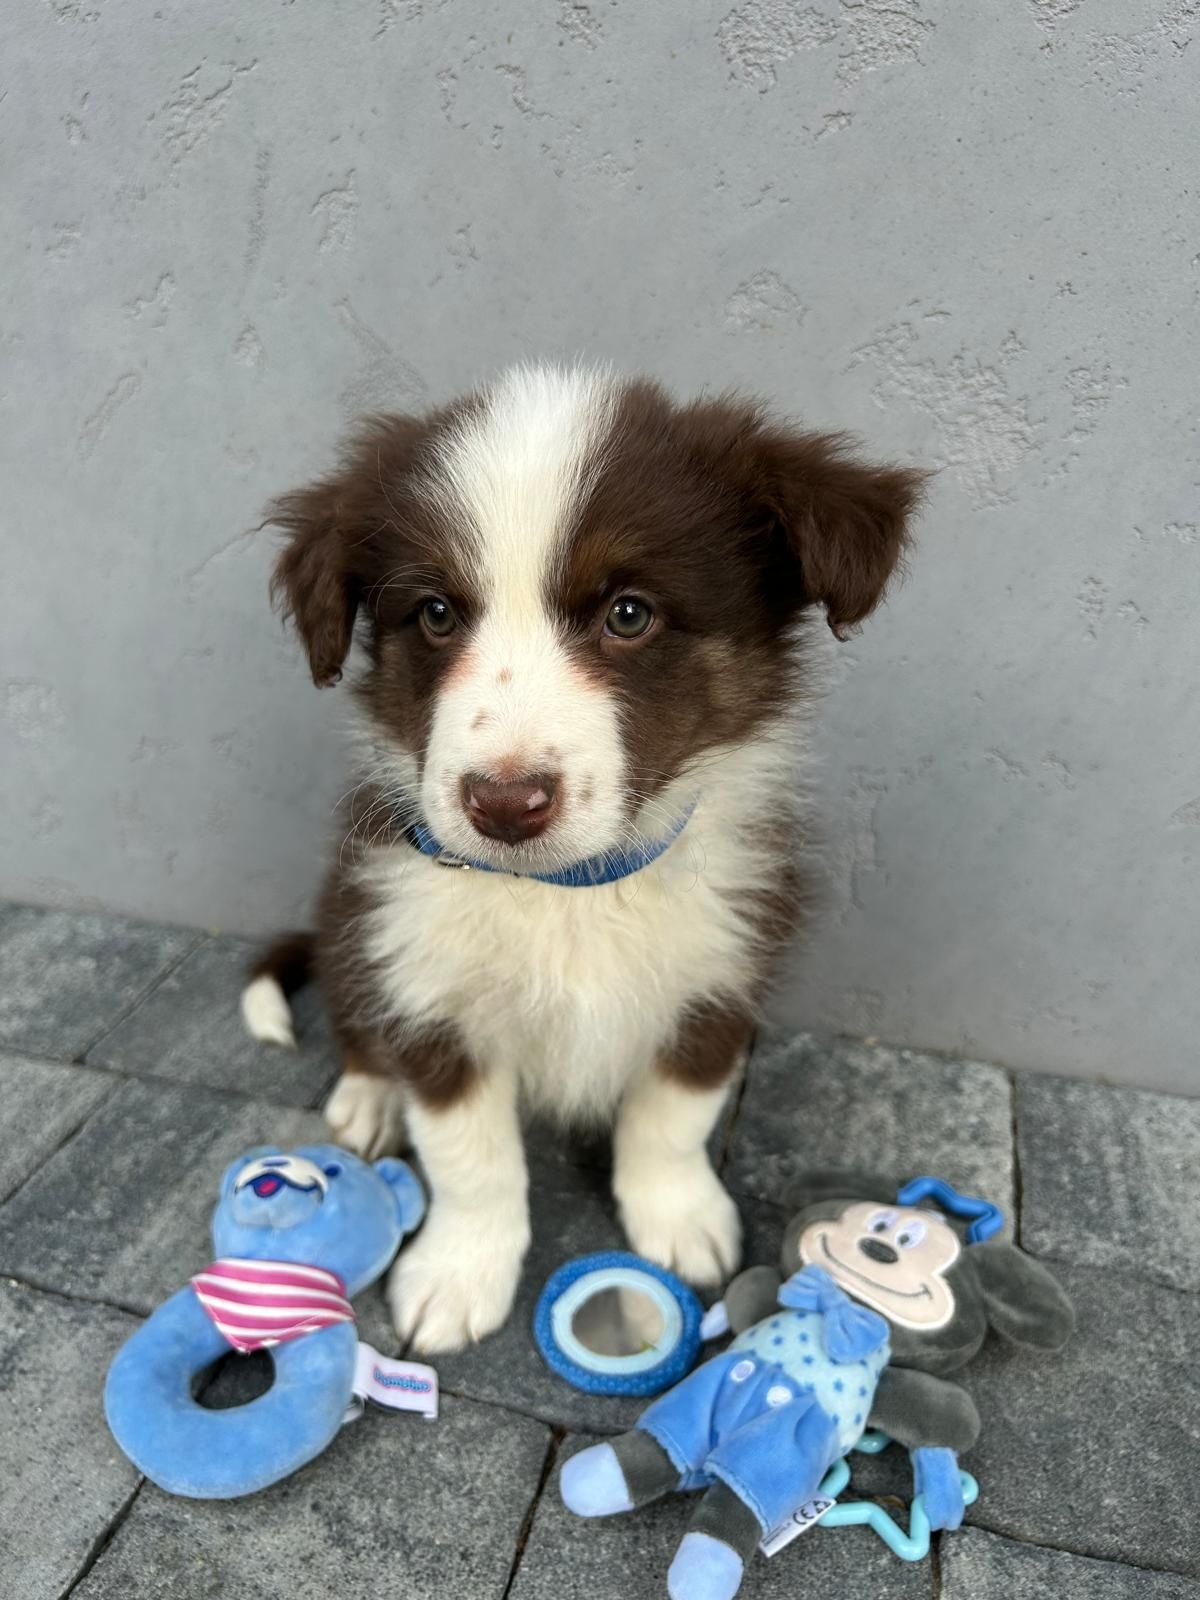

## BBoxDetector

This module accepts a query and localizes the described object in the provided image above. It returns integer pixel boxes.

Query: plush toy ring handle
[534,1252,702,1397]
[896,1176,1004,1244]
[105,1286,358,1499]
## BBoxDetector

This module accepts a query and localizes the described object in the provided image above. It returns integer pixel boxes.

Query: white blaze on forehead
[416,364,630,864]
[429,362,618,612]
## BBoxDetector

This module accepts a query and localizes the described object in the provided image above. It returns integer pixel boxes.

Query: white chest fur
[356,729,799,1121]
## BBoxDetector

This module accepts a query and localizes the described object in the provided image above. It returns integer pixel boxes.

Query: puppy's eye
[605,596,654,640]
[420,597,457,639]
[867,1209,897,1234]
[896,1219,927,1249]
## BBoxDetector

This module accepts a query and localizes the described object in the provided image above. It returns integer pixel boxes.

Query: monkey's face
[797,1201,961,1331]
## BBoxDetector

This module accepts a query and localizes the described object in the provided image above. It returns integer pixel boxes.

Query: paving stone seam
[75,929,206,1063]
[2,1270,148,1324]
[59,1479,145,1600]
[1007,1068,1024,1247]
[0,1047,104,1074]
[1012,1246,1199,1298]
[437,1384,592,1433]
[0,1102,121,1215]
[74,1049,338,1114]
[1000,1257,1200,1313]
[929,1533,943,1598]
[0,1064,332,1233]
[0,1075,121,1209]
[762,1028,1019,1078]
[960,1518,1200,1584]
[500,1428,563,1599]
[390,1379,565,1434]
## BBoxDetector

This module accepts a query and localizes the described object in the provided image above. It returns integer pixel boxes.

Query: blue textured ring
[534,1252,703,1396]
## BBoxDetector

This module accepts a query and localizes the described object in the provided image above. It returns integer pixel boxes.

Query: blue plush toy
[561,1174,1073,1600]
[105,1143,427,1498]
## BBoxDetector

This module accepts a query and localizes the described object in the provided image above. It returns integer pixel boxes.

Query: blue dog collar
[406,802,695,889]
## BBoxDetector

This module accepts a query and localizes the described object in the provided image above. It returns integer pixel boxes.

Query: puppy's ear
[267,414,428,687]
[761,430,927,639]
[684,400,926,638]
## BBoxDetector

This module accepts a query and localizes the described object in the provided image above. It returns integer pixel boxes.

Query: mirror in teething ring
[535,1252,702,1396]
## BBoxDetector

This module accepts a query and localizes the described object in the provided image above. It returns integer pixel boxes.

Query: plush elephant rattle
[561,1172,1073,1600]
[105,1143,426,1498]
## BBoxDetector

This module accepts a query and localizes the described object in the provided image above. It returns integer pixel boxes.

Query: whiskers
[335,756,421,869]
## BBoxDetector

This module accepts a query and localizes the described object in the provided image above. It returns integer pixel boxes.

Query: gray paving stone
[965,1262,1198,1577]
[512,1443,931,1600]
[0,1281,141,1600]
[0,903,196,1060]
[88,934,339,1108]
[436,1153,651,1434]
[0,1051,115,1202]
[942,1528,1200,1598]
[517,1117,615,1175]
[73,1393,549,1600]
[1018,1074,1200,1292]
[350,1277,401,1356]
[738,1191,791,1269]
[724,1032,1015,1229]
[0,1075,325,1312]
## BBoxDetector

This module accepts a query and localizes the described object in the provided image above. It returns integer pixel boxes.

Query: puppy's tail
[240,931,315,1050]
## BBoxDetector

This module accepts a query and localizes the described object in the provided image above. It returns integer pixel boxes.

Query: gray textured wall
[3,1,1197,1093]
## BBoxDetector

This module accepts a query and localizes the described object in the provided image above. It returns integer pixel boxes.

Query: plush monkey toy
[561,1172,1073,1600]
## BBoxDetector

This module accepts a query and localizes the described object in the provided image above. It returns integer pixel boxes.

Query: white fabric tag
[759,1495,836,1557]
[349,1341,438,1420]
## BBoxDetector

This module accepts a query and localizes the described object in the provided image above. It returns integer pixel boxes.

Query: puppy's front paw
[389,1203,530,1354]
[324,1073,407,1160]
[617,1159,742,1287]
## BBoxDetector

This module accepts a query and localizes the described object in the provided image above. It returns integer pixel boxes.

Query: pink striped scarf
[191,1258,355,1354]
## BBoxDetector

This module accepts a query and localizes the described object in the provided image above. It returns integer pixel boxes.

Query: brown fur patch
[546,381,923,808]
[248,930,314,995]
[339,1028,476,1110]
[267,405,484,766]
[659,1002,754,1092]
[315,870,477,1109]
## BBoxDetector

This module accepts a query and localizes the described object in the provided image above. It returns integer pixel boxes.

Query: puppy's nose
[461,772,559,844]
[858,1237,900,1265]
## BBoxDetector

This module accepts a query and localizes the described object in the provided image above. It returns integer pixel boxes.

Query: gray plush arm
[724,1266,783,1335]
[867,1366,981,1453]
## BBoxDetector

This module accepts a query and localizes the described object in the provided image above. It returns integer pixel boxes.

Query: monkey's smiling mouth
[819,1233,932,1300]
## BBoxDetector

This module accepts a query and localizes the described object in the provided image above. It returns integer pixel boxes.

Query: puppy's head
[269,364,923,872]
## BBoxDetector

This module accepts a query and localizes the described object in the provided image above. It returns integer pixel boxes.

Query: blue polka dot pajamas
[635,1307,890,1532]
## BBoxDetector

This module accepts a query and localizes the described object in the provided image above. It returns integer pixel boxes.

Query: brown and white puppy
[242,364,923,1354]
